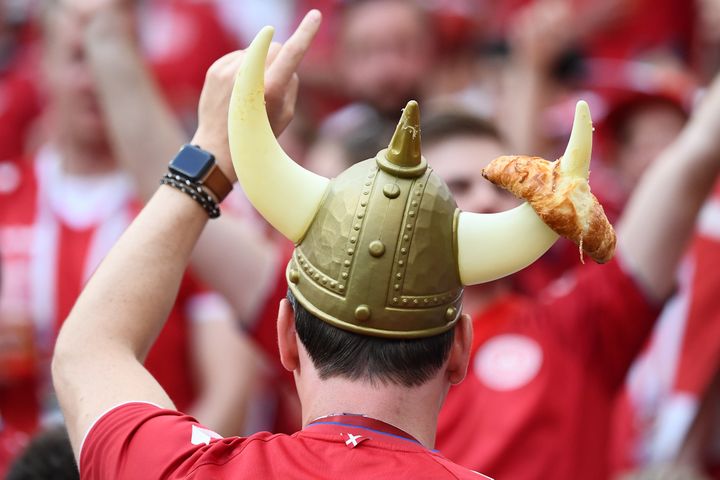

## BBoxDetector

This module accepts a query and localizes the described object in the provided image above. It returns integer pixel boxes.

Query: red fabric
[0,157,204,474]
[436,258,659,480]
[80,403,490,479]
[610,188,720,476]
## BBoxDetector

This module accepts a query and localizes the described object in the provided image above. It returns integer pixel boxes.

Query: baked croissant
[482,154,616,263]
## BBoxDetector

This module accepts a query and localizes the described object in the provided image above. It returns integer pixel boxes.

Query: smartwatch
[168,144,233,202]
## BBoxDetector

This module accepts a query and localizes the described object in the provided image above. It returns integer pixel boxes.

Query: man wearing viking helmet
[50,9,716,478]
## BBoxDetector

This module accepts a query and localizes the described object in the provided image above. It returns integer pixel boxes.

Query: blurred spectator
[597,90,689,220]
[305,0,435,174]
[0,1,260,475]
[429,73,720,477]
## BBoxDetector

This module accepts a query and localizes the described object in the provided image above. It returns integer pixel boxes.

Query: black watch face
[169,146,214,180]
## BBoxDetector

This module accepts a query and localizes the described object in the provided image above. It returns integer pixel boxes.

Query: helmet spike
[376,100,427,178]
[387,100,422,167]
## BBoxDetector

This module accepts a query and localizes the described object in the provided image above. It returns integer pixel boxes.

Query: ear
[277,299,299,372]
[447,313,473,385]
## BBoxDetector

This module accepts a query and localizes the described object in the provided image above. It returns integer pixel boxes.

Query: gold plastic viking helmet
[229,27,593,338]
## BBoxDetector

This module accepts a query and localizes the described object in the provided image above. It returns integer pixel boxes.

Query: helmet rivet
[408,211,415,217]
[289,270,300,284]
[354,224,361,231]
[344,260,351,266]
[403,235,409,241]
[355,305,371,321]
[400,248,407,254]
[398,260,404,266]
[405,224,412,230]
[347,248,355,255]
[357,212,364,219]
[350,237,357,244]
[445,307,457,321]
[383,184,401,199]
[396,272,403,279]
[394,284,400,290]
[339,285,345,292]
[342,272,349,279]
[368,240,385,257]
[411,200,418,207]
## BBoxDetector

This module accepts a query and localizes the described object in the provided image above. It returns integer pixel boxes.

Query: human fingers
[265,10,322,90]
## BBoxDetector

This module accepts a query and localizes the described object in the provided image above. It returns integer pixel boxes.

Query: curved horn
[560,100,592,179]
[228,27,329,243]
[457,100,593,285]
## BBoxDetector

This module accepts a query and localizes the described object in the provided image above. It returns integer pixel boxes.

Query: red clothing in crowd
[79,402,491,479]
[436,258,659,480]
[611,187,720,478]
[0,151,218,474]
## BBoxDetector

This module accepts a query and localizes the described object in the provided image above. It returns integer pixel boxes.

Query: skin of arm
[188,314,265,437]
[81,2,278,322]
[617,73,720,301]
[52,10,322,459]
[502,0,572,156]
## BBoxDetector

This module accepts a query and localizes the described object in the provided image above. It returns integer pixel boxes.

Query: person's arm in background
[52,10,322,458]
[185,293,266,436]
[502,0,634,156]
[501,0,573,156]
[78,0,277,322]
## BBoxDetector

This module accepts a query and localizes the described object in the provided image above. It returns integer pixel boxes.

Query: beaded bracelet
[160,173,221,218]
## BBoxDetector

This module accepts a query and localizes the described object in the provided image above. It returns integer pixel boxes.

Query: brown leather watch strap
[202,164,233,202]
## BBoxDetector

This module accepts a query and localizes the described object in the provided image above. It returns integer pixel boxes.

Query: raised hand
[192,10,322,182]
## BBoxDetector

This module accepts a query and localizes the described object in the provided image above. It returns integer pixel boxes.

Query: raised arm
[52,11,322,459]
[618,73,720,301]
[80,1,277,321]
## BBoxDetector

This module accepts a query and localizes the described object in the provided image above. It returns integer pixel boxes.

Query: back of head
[289,290,455,387]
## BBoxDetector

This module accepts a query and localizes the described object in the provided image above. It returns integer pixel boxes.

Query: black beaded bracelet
[160,173,221,218]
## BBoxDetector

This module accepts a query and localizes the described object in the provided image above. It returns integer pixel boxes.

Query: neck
[301,376,446,448]
[52,132,115,176]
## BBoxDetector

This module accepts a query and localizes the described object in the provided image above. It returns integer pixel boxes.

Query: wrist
[164,144,233,218]
[190,132,237,183]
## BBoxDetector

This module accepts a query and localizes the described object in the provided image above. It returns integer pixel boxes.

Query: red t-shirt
[80,403,491,479]
[0,152,212,472]
[436,258,659,480]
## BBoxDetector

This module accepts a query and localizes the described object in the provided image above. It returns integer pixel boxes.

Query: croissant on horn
[482,155,616,264]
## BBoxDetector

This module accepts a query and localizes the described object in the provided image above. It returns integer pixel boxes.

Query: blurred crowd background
[1,0,720,479]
